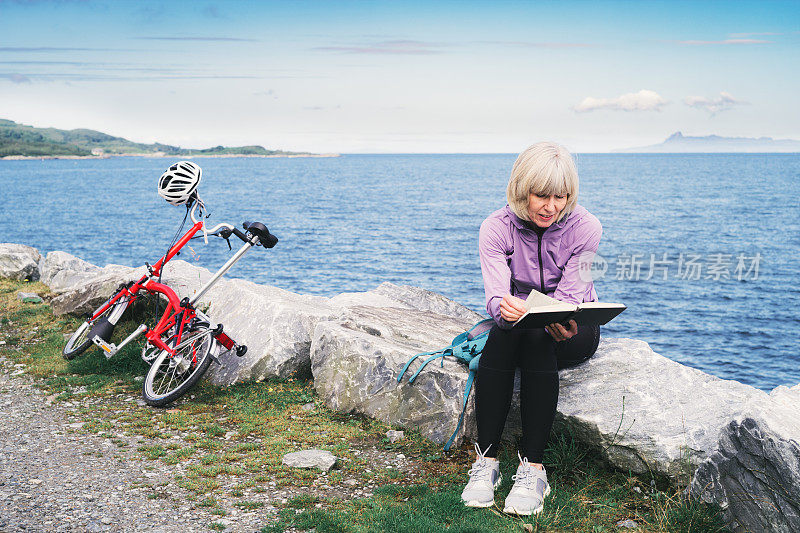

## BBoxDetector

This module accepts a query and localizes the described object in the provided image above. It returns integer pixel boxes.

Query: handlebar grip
[263,233,279,248]
[231,228,249,243]
[243,221,278,248]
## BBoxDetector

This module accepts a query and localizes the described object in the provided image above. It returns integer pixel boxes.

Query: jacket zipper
[537,232,545,294]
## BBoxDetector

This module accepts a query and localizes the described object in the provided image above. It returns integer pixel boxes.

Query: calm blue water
[1,154,798,391]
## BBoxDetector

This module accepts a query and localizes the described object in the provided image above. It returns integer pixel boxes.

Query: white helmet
[158,161,202,206]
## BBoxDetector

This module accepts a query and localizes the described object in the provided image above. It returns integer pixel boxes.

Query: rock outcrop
[312,322,770,481]
[0,243,41,281]
[206,282,482,385]
[39,248,464,385]
[371,282,483,322]
[557,338,767,479]
[202,278,339,383]
[49,264,147,316]
[38,251,101,292]
[690,384,800,532]
[46,259,214,317]
[311,305,490,445]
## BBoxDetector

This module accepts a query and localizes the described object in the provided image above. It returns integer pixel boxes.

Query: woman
[461,142,602,515]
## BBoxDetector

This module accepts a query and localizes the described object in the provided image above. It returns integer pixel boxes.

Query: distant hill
[0,119,314,158]
[613,132,800,153]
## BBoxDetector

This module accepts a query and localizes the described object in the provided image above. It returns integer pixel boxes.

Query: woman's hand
[499,294,527,322]
[546,320,578,342]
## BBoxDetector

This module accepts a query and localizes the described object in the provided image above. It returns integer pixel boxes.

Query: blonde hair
[506,142,579,223]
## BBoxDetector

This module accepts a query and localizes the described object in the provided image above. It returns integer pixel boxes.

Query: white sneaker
[503,454,551,516]
[460,444,502,508]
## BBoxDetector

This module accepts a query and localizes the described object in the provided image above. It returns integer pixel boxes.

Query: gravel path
[0,355,275,532]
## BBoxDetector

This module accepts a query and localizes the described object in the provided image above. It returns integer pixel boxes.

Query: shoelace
[467,443,494,482]
[511,453,542,490]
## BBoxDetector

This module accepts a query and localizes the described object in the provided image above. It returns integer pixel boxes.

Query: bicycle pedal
[92,335,117,359]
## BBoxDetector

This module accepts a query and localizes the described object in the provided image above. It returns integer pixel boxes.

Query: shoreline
[1,152,340,161]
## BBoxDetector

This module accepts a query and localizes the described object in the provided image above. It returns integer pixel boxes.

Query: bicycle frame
[89,202,257,358]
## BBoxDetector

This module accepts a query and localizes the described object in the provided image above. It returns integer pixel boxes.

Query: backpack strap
[397,349,441,383]
[397,318,495,451]
[444,366,476,451]
[407,348,453,383]
[399,319,494,382]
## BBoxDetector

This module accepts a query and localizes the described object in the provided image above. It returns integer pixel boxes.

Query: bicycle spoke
[143,327,214,404]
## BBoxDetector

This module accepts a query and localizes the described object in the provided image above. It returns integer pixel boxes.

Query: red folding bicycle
[62,161,277,406]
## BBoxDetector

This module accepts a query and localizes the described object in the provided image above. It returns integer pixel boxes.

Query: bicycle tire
[63,298,129,360]
[142,326,215,407]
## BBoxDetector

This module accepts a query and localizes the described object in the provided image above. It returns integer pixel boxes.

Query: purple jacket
[479,204,602,328]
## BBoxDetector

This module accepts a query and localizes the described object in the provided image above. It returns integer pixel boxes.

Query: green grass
[235,500,265,510]
[263,473,726,532]
[138,445,168,460]
[260,439,727,532]
[0,277,726,532]
[287,494,319,509]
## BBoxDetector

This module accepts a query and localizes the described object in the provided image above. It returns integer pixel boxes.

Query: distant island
[0,119,336,159]
[614,132,800,153]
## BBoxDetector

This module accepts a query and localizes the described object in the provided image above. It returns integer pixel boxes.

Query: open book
[513,290,626,329]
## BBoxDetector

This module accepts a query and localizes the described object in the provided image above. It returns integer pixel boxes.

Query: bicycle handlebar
[189,200,278,249]
[216,223,278,248]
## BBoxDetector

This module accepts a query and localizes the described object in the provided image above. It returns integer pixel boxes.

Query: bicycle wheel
[142,326,215,407]
[63,298,129,360]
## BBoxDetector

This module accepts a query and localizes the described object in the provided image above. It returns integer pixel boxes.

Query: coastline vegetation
[0,119,312,158]
[0,276,726,532]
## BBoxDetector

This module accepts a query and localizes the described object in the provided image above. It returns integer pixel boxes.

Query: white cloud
[727,32,781,38]
[684,91,747,116]
[1,73,31,84]
[573,89,669,113]
[476,40,592,49]
[677,38,770,45]
[313,40,445,55]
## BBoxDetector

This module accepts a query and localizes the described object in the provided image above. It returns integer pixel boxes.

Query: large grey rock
[47,259,213,316]
[690,384,800,532]
[328,289,410,309]
[0,243,41,281]
[158,260,215,304]
[39,248,339,383]
[372,282,483,322]
[38,251,102,292]
[202,278,339,384]
[312,321,768,482]
[207,282,483,385]
[49,264,146,316]
[557,338,767,479]
[39,246,486,385]
[40,251,334,382]
[310,306,508,446]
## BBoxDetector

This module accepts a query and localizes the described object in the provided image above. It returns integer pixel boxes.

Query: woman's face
[527,193,568,228]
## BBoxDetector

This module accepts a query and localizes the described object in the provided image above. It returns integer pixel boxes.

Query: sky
[1,0,798,153]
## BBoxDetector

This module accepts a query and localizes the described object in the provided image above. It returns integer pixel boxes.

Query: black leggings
[475,324,600,462]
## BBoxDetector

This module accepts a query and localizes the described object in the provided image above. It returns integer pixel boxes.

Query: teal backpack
[397,318,495,451]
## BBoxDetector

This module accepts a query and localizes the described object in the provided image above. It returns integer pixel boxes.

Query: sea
[1,154,797,392]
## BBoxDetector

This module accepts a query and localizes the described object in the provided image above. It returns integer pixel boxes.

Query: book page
[524,289,563,310]
[576,301,626,310]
